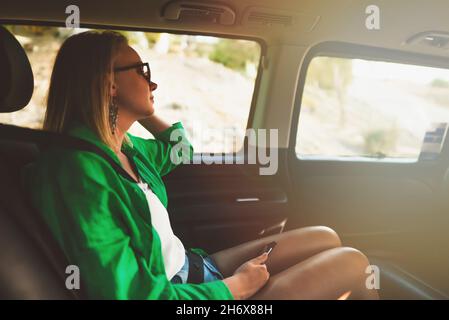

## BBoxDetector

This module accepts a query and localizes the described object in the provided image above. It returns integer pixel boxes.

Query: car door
[285,41,449,299]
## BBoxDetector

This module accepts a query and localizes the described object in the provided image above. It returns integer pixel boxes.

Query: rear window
[0,25,261,154]
[295,56,449,162]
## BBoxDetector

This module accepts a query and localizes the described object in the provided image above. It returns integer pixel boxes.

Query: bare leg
[210,226,342,277]
[249,247,380,300]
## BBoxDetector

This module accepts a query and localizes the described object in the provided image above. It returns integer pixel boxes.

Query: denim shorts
[170,250,224,284]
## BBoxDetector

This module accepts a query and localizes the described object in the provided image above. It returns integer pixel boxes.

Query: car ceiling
[1,0,449,58]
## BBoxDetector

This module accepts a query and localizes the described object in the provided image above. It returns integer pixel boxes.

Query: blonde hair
[43,30,130,152]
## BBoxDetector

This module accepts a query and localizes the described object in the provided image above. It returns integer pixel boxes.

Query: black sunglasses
[114,62,151,83]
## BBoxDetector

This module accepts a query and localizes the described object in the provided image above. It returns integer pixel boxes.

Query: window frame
[290,41,449,165]
[0,19,267,159]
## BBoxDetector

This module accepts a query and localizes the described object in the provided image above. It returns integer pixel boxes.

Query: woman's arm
[223,275,247,300]
[138,114,171,136]
[132,117,194,177]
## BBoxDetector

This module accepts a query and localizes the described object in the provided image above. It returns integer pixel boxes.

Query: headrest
[0,26,34,113]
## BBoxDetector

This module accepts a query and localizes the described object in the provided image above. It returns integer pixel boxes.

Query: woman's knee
[249,246,373,300]
[331,247,379,299]
[314,226,342,247]
[335,247,372,275]
[291,225,342,249]
[295,246,373,294]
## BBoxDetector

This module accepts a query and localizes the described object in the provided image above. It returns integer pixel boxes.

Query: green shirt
[21,120,234,300]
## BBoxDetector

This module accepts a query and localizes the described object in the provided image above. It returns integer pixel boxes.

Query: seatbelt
[186,249,205,284]
[45,135,138,183]
[0,123,137,183]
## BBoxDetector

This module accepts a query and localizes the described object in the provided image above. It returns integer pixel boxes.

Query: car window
[295,56,449,162]
[0,25,261,154]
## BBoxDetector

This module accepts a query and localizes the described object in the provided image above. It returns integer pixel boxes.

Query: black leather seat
[0,26,81,299]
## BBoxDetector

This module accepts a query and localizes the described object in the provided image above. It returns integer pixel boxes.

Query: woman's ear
[111,82,118,97]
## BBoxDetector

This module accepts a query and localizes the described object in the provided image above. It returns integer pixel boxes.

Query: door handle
[236,197,260,203]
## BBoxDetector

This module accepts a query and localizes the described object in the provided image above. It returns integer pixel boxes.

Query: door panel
[163,155,291,254]
[285,148,449,298]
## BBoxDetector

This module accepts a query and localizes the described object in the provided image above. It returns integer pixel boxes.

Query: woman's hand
[222,252,270,300]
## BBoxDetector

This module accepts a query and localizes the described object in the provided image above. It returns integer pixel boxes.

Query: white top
[136,177,186,280]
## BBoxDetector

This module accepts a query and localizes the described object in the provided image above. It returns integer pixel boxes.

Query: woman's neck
[113,115,135,153]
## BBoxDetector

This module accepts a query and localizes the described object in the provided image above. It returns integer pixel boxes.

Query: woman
[22,30,379,300]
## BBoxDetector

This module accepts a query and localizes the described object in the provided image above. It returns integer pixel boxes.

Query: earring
[109,97,118,135]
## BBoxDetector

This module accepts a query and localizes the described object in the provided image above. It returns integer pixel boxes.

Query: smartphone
[260,241,277,255]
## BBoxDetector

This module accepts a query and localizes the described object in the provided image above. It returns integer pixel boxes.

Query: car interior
[2,0,449,299]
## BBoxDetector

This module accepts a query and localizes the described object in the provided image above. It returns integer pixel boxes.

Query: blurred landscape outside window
[296,56,449,161]
[0,25,261,154]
